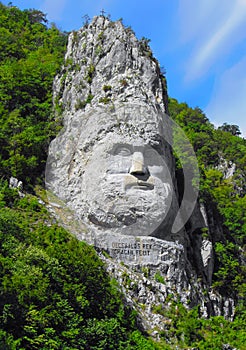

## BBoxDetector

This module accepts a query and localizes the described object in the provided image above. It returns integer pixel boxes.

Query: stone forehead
[75,104,168,148]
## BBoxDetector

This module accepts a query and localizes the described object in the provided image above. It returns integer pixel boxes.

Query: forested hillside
[0,3,245,349]
[0,3,67,186]
[169,99,246,301]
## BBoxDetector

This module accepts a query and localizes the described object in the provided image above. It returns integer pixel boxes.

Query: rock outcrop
[45,15,235,334]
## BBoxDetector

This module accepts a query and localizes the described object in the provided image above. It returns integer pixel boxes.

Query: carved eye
[114,145,132,156]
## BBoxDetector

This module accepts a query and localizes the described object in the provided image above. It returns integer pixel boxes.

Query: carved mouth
[126,181,154,190]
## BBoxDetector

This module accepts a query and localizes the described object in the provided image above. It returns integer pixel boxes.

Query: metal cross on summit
[100,9,106,16]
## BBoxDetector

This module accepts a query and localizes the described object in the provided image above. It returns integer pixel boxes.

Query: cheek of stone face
[106,155,131,174]
[80,150,108,202]
[148,165,167,180]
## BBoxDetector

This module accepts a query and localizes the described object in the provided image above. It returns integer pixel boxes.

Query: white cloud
[178,0,222,44]
[178,0,246,81]
[41,0,68,21]
[205,57,246,137]
[191,1,246,78]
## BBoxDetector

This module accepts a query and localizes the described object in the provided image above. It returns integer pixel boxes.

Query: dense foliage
[169,98,246,301]
[0,3,67,186]
[0,4,161,349]
[0,181,162,349]
[0,182,245,349]
[161,302,245,349]
[0,3,245,349]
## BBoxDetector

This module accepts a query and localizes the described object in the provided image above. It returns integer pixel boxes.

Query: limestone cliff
[45,15,235,334]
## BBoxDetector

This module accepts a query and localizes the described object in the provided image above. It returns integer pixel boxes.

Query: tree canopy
[0,2,67,187]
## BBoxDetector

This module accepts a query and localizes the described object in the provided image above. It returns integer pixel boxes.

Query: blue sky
[4,0,246,136]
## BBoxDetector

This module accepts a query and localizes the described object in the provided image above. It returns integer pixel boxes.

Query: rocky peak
[46,16,235,334]
[54,16,167,115]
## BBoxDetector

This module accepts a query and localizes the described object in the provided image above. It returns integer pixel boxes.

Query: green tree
[218,122,241,136]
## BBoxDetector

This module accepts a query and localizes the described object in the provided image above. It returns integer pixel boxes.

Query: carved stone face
[77,133,173,236]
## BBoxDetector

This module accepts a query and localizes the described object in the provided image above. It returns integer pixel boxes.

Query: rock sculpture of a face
[46,104,178,239]
[79,133,173,236]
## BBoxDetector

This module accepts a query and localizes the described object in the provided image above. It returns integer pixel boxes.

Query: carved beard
[85,174,172,236]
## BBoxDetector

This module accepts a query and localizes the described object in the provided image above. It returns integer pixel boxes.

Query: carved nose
[129,152,149,176]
